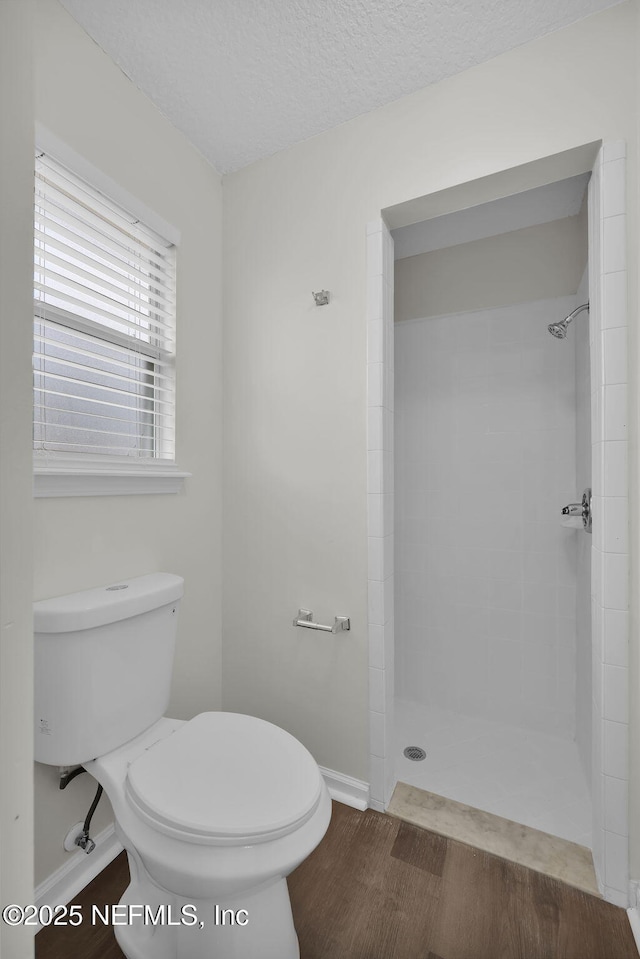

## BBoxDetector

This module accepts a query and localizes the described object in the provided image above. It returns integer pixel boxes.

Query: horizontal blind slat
[34,312,174,360]
[33,152,177,462]
[35,265,173,326]
[34,282,173,340]
[34,247,175,313]
[35,181,171,272]
[33,353,175,397]
[33,385,175,418]
[33,439,157,456]
[34,332,175,384]
[33,369,176,408]
[35,310,174,357]
[34,223,175,297]
[35,159,170,251]
[34,263,173,328]
[34,419,158,444]
[34,401,173,430]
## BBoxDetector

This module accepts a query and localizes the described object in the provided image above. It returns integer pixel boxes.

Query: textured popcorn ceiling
[60,0,621,173]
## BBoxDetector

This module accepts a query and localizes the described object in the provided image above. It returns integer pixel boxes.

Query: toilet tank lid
[34,573,184,633]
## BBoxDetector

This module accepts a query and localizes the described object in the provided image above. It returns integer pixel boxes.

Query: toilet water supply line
[59,766,102,854]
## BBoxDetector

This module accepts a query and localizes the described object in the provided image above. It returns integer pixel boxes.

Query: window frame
[33,128,189,497]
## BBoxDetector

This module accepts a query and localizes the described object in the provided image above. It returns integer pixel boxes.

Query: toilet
[34,573,332,959]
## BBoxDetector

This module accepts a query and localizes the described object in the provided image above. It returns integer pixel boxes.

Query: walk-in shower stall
[393,282,592,848]
[366,143,630,906]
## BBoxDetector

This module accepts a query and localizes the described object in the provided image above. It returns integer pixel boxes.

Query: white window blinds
[33,153,177,461]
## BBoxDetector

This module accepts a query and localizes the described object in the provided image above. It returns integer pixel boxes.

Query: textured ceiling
[59,0,621,174]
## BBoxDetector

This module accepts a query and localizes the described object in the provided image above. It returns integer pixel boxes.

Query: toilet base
[114,852,300,959]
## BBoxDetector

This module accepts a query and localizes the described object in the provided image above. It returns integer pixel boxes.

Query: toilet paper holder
[293,609,350,633]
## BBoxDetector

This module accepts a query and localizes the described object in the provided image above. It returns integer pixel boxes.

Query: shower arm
[564,302,589,327]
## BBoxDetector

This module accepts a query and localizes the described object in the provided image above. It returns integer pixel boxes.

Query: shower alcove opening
[366,142,629,907]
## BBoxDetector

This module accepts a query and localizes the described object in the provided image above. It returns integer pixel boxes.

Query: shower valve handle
[561,488,592,533]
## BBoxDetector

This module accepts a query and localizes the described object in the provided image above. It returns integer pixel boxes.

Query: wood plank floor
[36,801,638,959]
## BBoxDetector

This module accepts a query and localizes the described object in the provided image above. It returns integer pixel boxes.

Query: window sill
[33,464,191,498]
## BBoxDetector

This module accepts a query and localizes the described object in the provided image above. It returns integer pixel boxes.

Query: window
[33,152,184,495]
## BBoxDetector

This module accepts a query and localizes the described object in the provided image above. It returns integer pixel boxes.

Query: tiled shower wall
[367,220,395,810]
[575,266,592,783]
[394,296,579,738]
[588,143,629,905]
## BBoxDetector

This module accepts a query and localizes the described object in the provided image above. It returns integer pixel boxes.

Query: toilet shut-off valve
[75,833,96,854]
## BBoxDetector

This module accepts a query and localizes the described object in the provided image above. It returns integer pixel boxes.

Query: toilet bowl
[87,714,332,959]
[34,574,332,958]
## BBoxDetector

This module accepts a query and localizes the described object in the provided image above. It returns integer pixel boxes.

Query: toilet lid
[125,712,324,845]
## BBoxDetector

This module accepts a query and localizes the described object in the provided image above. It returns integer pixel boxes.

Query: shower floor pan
[394,699,592,849]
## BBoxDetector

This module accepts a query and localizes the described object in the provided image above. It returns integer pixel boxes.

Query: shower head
[547,302,589,339]
[548,321,568,339]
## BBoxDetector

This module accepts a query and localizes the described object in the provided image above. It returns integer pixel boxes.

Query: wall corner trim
[319,766,370,811]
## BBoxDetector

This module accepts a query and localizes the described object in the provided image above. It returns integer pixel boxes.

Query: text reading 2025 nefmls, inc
[1,903,249,928]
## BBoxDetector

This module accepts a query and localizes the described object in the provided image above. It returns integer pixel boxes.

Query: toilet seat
[125,712,323,846]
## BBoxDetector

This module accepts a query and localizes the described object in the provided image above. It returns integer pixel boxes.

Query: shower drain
[403,746,426,761]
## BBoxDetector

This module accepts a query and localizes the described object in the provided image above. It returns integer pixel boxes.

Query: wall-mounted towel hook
[312,290,330,306]
[293,608,350,633]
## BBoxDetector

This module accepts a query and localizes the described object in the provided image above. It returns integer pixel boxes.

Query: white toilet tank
[34,573,184,767]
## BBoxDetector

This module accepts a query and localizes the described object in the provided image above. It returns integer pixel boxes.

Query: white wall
[630,2,640,890]
[32,0,223,886]
[395,215,587,322]
[395,295,579,737]
[0,3,35,956]
[223,3,636,787]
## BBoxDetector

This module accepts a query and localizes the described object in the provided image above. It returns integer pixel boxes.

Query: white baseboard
[35,823,123,915]
[319,766,370,810]
[33,768,369,922]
